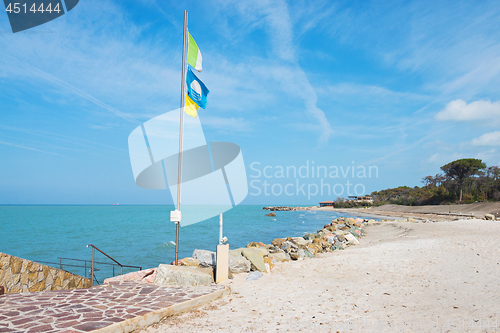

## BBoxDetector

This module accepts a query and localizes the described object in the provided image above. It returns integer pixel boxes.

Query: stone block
[193,249,216,267]
[242,248,266,272]
[154,264,213,287]
[11,258,22,274]
[229,248,245,257]
[229,255,251,274]
[180,257,200,266]
[268,252,289,262]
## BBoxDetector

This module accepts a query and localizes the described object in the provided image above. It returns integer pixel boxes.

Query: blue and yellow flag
[185,94,200,118]
[186,68,209,109]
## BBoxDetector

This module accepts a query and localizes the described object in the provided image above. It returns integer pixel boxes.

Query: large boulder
[303,250,315,258]
[303,234,316,241]
[485,214,495,221]
[344,233,360,245]
[154,264,213,287]
[272,238,286,248]
[280,241,298,253]
[345,217,355,224]
[291,237,310,246]
[265,212,276,217]
[193,249,216,267]
[229,255,251,274]
[229,248,245,257]
[268,252,289,262]
[263,257,274,271]
[180,257,200,267]
[242,248,267,272]
[246,241,266,248]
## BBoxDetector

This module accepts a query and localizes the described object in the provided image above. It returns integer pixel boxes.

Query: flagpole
[175,10,188,266]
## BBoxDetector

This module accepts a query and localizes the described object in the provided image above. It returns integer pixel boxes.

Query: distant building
[347,196,374,203]
[319,201,335,207]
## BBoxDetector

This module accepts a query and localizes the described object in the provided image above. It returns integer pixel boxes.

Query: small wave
[161,241,176,249]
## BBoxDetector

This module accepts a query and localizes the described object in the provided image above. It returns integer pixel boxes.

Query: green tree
[440,158,486,202]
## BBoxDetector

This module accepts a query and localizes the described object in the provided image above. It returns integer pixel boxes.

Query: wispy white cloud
[435,99,500,123]
[470,131,500,146]
[0,140,60,155]
[217,0,333,144]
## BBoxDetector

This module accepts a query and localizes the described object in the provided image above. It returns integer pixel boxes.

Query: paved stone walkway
[0,281,228,332]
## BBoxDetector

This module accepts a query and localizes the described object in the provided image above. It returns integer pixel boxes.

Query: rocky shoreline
[105,216,382,286]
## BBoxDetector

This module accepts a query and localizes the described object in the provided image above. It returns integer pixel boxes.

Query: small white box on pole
[170,210,181,222]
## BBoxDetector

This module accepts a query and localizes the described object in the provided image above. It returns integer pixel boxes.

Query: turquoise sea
[1,205,361,283]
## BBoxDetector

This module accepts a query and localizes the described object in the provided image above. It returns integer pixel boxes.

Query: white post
[219,213,223,244]
[216,212,228,283]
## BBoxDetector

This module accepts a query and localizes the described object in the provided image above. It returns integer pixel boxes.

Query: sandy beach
[142,218,500,332]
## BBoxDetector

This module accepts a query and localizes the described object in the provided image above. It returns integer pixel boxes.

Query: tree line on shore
[338,158,500,207]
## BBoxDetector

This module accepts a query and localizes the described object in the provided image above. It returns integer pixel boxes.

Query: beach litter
[246,271,263,281]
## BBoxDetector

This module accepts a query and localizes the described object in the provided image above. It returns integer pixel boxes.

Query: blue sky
[1,0,499,205]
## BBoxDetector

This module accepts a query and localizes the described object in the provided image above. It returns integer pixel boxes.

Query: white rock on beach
[344,233,360,245]
[193,249,216,267]
[229,255,251,274]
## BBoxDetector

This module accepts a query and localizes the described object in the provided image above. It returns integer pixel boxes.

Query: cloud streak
[435,99,500,123]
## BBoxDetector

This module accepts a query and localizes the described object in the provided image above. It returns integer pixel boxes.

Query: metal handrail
[34,260,101,271]
[86,244,142,286]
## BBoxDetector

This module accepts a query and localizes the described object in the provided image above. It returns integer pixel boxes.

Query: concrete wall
[0,252,92,294]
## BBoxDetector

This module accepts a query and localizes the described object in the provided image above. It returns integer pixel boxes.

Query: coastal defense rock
[242,248,266,272]
[180,257,200,267]
[154,264,213,287]
[280,241,298,253]
[269,252,289,262]
[303,250,315,258]
[229,255,251,274]
[485,214,495,220]
[229,248,245,257]
[246,242,266,248]
[265,212,276,217]
[193,249,216,267]
[291,237,310,246]
[297,249,305,260]
[303,234,315,240]
[272,238,286,248]
[256,247,269,257]
[324,235,336,244]
[263,257,274,270]
[345,217,355,224]
[344,233,360,245]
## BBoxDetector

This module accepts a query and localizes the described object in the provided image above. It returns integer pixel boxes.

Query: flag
[185,94,200,118]
[187,32,202,72]
[186,68,209,109]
